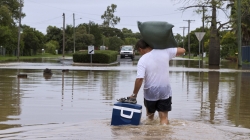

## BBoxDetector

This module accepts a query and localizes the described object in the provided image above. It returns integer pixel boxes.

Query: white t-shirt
[136,48,177,101]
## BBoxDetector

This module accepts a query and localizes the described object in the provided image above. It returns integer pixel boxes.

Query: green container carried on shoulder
[137,21,177,49]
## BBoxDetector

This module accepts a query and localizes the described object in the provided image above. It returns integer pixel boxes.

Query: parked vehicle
[120,45,135,60]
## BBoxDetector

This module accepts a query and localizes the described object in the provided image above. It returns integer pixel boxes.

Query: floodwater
[0,57,250,140]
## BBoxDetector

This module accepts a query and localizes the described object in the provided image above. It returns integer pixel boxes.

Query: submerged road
[0,57,249,73]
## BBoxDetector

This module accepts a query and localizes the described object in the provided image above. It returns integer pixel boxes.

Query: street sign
[88,45,94,54]
[195,32,205,41]
[194,32,205,68]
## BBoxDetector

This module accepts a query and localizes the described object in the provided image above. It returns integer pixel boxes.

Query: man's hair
[135,39,152,50]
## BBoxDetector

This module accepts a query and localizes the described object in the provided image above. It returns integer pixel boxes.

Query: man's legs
[144,97,171,124]
[158,111,169,125]
[157,97,171,125]
[146,108,154,120]
[144,99,156,120]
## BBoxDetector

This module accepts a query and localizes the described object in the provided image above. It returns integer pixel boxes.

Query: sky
[21,0,230,36]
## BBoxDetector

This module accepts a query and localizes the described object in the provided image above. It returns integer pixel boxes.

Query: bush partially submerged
[73,50,118,63]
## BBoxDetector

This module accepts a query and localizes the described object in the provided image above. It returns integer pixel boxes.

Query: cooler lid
[114,102,142,110]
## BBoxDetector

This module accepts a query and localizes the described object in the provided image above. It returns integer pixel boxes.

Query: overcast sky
[22,0,230,36]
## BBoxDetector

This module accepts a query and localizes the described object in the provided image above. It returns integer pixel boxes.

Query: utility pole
[180,27,188,49]
[89,20,91,34]
[73,13,75,53]
[184,20,195,59]
[17,0,22,62]
[180,27,188,58]
[202,6,205,65]
[62,13,65,58]
[237,0,242,66]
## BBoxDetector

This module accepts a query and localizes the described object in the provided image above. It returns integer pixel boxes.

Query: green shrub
[73,50,118,63]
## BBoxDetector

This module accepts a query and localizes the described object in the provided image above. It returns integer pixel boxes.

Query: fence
[242,46,250,62]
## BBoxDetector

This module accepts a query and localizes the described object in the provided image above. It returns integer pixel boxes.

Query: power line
[25,0,184,20]
[120,12,183,17]
[25,16,62,25]
[25,0,100,16]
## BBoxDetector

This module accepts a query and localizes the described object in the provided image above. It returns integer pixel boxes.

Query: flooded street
[0,57,250,139]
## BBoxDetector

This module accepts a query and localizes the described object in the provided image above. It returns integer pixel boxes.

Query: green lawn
[0,53,72,61]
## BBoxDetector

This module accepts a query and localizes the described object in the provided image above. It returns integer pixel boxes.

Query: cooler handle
[120,107,133,119]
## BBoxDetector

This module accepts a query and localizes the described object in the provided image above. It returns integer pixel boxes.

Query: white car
[120,45,135,60]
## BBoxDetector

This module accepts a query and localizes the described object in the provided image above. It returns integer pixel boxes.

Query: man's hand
[176,47,186,56]
[129,93,137,99]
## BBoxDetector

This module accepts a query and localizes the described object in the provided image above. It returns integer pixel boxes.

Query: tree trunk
[209,1,220,65]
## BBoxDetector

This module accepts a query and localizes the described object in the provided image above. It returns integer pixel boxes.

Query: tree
[80,22,103,47]
[1,27,18,56]
[102,35,110,48]
[179,0,231,65]
[0,26,12,51]
[101,4,120,27]
[65,25,74,52]
[108,36,124,51]
[22,25,45,55]
[46,26,62,43]
[45,26,63,53]
[229,0,250,46]
[220,31,237,58]
[174,33,183,47]
[124,38,137,45]
[89,23,102,47]
[45,40,59,54]
[99,27,124,40]
[122,28,133,34]
[0,5,12,26]
[75,25,95,50]
[0,0,25,55]
[123,32,142,39]
[0,0,25,21]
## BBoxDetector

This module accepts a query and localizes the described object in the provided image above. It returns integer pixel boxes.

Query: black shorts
[144,97,172,113]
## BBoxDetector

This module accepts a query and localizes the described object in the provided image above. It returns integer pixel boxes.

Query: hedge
[73,50,118,64]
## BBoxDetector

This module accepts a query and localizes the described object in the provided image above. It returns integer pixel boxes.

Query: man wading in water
[128,39,185,125]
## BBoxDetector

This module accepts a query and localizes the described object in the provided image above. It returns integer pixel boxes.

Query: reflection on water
[0,59,250,139]
[208,70,220,124]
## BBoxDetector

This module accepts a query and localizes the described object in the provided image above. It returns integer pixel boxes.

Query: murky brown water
[0,57,250,139]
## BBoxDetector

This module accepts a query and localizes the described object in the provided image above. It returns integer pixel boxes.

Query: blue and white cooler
[111,102,142,126]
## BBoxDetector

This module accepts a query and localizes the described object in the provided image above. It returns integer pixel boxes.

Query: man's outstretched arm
[176,47,186,56]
